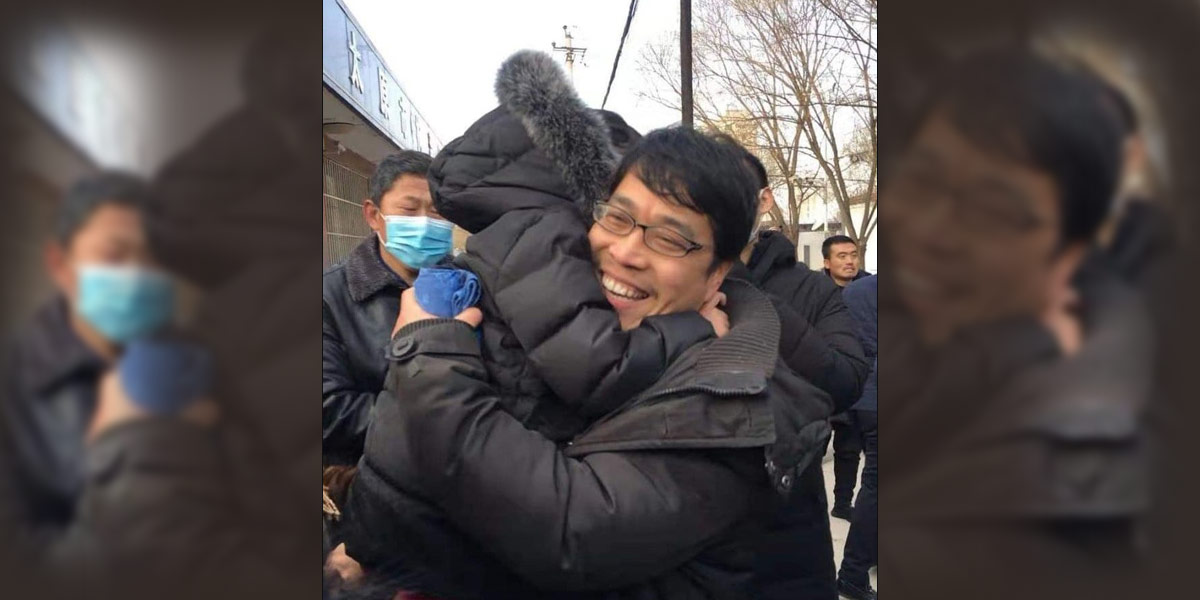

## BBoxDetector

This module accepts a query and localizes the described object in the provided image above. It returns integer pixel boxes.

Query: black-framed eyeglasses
[592,202,706,258]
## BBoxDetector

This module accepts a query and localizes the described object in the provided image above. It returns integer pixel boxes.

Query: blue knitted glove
[414,267,481,318]
[117,339,212,415]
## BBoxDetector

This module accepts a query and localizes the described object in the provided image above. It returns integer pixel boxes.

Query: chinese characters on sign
[348,29,363,93]
[327,0,439,155]
[378,67,389,118]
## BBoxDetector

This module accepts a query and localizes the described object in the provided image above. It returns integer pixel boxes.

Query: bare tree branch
[639,0,877,248]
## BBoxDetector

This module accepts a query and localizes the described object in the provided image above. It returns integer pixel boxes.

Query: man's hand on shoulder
[700,292,729,338]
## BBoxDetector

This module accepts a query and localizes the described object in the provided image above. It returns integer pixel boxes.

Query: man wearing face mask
[0,172,177,559]
[323,150,451,466]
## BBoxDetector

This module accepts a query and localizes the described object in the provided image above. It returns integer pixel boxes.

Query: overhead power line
[602,0,639,109]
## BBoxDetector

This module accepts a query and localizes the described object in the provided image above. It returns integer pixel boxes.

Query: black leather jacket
[0,297,107,554]
[322,236,409,465]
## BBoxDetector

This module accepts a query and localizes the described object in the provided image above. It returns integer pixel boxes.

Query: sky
[342,0,684,144]
[339,0,877,272]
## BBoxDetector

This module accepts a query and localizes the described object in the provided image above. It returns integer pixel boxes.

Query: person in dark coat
[0,173,175,561]
[728,148,869,414]
[323,151,442,466]
[838,274,877,600]
[323,51,724,589]
[882,48,1150,600]
[818,233,872,519]
[0,171,251,599]
[717,140,868,600]
[338,122,833,599]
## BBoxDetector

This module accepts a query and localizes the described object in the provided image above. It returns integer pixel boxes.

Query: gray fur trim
[494,50,615,209]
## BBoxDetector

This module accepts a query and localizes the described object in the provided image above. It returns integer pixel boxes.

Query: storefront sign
[323,0,440,154]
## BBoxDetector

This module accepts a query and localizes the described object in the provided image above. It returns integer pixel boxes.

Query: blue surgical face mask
[76,264,175,343]
[382,215,454,269]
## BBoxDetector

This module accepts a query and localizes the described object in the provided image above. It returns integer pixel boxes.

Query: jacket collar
[567,278,786,453]
[566,279,833,498]
[745,231,797,285]
[981,270,1151,439]
[688,277,781,385]
[344,235,408,303]
[630,277,782,394]
[824,267,872,284]
[887,268,1152,520]
[27,297,108,396]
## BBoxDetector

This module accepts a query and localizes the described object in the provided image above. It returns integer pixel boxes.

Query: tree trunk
[783,179,799,245]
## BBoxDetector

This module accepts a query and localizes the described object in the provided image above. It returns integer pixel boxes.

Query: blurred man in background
[823,235,870,288]
[322,151,444,466]
[0,172,173,556]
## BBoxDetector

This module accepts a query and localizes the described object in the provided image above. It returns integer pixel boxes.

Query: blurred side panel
[1,1,321,599]
[881,1,1200,599]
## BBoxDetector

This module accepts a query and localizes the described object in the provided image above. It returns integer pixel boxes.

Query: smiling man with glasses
[587,130,751,332]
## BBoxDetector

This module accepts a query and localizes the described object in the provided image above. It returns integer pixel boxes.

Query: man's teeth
[601,274,649,300]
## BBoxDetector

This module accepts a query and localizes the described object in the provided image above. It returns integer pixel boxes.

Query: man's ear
[758,188,776,216]
[362,200,383,237]
[45,240,74,296]
[705,260,734,300]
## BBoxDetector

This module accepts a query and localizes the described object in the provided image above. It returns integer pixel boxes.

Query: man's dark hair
[710,132,769,190]
[1096,78,1138,137]
[57,171,150,244]
[822,234,858,259]
[905,48,1124,243]
[610,127,758,264]
[743,152,769,190]
[368,151,432,204]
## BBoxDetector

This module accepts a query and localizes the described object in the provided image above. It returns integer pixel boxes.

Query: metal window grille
[323,159,372,269]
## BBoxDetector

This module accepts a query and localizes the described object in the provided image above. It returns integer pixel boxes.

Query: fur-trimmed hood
[494,50,615,209]
[428,50,621,233]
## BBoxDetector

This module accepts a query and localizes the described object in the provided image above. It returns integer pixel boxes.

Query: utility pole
[680,0,693,127]
[551,25,587,82]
